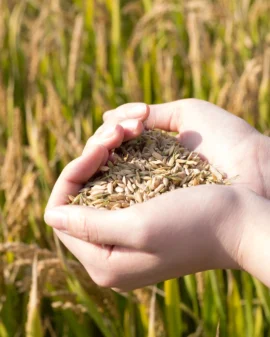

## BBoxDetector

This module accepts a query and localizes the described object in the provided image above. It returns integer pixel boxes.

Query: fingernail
[121,119,139,131]
[97,125,116,139]
[125,104,146,118]
[44,209,67,230]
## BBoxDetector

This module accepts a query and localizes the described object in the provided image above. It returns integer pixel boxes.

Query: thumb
[103,101,183,132]
[44,205,144,248]
[103,103,149,122]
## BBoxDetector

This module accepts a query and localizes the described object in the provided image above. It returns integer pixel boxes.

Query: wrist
[258,134,270,199]
[236,189,270,288]
[207,186,245,271]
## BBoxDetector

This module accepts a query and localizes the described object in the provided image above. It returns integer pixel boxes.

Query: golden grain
[70,130,228,210]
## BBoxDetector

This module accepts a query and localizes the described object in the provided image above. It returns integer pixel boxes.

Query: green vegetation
[0,0,269,336]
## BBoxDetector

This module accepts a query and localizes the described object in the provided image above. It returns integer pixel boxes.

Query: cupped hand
[44,100,270,292]
[103,99,270,198]
[44,143,242,292]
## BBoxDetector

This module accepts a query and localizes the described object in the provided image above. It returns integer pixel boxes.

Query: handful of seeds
[69,130,228,210]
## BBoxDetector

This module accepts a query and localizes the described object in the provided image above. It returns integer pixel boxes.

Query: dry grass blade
[25,255,43,337]
[134,287,166,337]
[68,14,84,95]
[1,0,269,335]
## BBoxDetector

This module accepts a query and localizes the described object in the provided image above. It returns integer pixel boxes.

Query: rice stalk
[1,0,270,336]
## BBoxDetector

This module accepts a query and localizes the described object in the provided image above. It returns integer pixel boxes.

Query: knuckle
[85,135,97,146]
[62,160,76,177]
[90,220,100,244]
[93,275,110,288]
[103,109,114,121]
[71,214,99,243]
[80,214,91,241]
[91,270,119,288]
[84,217,99,243]
[94,124,105,135]
[81,139,94,154]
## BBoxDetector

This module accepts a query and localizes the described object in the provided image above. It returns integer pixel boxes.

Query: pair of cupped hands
[44,99,270,292]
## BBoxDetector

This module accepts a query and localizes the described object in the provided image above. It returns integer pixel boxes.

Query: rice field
[0,0,270,336]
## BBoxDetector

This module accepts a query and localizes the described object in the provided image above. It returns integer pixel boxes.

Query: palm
[171,100,262,195]
[45,99,270,292]
[105,99,263,196]
[209,135,261,194]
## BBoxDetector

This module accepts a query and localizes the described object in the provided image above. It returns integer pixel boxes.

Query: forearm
[208,184,270,280]
[258,134,270,199]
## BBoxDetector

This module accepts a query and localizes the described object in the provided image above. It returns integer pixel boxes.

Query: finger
[143,100,256,165]
[103,103,149,123]
[147,99,254,141]
[83,120,144,156]
[54,229,106,265]
[46,184,214,248]
[117,119,144,141]
[143,99,245,132]
[104,101,178,131]
[105,246,162,291]
[46,144,107,209]
[44,205,144,248]
[82,124,124,155]
[105,100,253,141]
[54,228,157,290]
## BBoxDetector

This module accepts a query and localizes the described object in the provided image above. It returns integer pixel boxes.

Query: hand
[103,99,270,199]
[44,100,270,291]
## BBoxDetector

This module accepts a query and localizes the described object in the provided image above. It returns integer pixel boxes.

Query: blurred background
[0,0,270,336]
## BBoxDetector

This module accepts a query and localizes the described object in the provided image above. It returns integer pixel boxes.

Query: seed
[69,130,230,210]
[91,185,106,191]
[68,195,75,202]
[134,191,143,203]
[115,186,124,193]
[100,166,110,172]
[127,181,134,193]
[91,199,106,206]
[109,194,125,201]
[154,184,165,193]
[152,151,163,160]
[163,178,169,187]
[90,191,105,197]
[107,182,113,194]
[184,168,190,175]
[168,156,175,166]
[186,160,198,166]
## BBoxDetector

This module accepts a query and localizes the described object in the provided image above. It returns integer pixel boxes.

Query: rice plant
[0,0,269,336]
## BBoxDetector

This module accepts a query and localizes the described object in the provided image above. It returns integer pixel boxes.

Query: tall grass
[0,0,270,336]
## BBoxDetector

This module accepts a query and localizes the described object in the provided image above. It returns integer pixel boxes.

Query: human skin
[44,99,270,292]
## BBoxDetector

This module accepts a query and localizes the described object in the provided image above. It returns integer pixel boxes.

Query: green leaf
[67,277,120,337]
[164,279,182,337]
